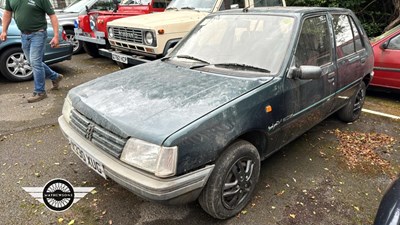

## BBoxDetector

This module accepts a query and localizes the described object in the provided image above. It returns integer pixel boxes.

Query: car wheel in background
[82,42,101,58]
[0,47,33,82]
[198,140,260,219]
[338,81,367,122]
[65,29,83,54]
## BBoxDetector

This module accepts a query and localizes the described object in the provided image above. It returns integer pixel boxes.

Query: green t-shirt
[5,0,55,32]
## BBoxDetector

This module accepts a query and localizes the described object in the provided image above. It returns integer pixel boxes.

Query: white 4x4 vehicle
[100,0,286,68]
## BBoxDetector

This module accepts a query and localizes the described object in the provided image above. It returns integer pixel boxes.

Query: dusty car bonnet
[68,61,272,145]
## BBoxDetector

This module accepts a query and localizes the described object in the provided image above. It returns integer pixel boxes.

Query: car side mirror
[288,66,322,80]
[380,41,389,50]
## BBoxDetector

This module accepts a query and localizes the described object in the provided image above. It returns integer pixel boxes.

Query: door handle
[360,57,367,64]
[327,72,335,83]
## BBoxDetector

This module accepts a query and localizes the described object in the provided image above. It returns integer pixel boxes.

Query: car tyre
[65,29,83,54]
[0,47,33,82]
[338,81,366,122]
[83,42,100,58]
[198,140,260,219]
[116,61,131,69]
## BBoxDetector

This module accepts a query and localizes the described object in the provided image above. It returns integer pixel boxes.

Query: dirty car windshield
[166,0,216,12]
[171,14,295,75]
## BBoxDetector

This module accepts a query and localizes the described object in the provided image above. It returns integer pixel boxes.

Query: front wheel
[198,140,260,219]
[337,81,366,122]
[0,47,33,82]
[82,42,100,58]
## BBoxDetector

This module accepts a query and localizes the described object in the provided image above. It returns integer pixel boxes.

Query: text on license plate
[111,53,128,64]
[70,142,107,179]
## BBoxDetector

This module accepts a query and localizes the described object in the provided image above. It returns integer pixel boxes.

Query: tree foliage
[286,0,400,37]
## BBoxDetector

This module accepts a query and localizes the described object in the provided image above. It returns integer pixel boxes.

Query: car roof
[215,6,353,17]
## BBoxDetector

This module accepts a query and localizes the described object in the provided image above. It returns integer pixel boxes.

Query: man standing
[0,0,64,103]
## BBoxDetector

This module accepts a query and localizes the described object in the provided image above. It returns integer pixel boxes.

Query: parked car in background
[59,7,373,219]
[0,9,73,82]
[374,175,400,225]
[370,24,400,91]
[54,0,116,54]
[75,0,170,58]
[101,0,286,68]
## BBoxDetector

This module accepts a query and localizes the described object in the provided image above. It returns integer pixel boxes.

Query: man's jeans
[21,30,58,94]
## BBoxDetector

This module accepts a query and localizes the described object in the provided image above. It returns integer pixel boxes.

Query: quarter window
[294,16,332,66]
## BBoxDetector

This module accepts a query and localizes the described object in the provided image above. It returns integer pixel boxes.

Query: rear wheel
[338,81,366,122]
[65,29,83,54]
[83,42,100,58]
[199,140,260,219]
[0,47,33,82]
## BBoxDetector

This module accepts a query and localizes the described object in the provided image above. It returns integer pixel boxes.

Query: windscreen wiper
[166,7,178,10]
[176,55,210,65]
[213,63,270,73]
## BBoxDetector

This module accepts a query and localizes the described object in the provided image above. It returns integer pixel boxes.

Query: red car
[370,24,400,91]
[75,0,170,57]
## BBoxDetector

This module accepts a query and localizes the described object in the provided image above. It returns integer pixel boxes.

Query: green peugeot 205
[59,7,374,219]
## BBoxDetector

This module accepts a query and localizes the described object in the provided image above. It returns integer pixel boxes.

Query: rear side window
[333,14,364,58]
[294,15,332,66]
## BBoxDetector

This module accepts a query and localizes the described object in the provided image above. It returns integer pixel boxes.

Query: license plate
[112,52,128,64]
[70,142,107,179]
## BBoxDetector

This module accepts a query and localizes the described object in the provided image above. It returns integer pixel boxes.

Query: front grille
[70,109,127,158]
[112,27,143,44]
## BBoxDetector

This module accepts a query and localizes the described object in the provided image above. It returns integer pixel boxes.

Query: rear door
[331,14,368,109]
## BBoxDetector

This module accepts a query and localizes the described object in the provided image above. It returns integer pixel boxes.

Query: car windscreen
[166,0,217,12]
[170,14,295,76]
[121,0,151,5]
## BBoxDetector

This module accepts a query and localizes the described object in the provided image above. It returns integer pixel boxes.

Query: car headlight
[108,27,114,38]
[120,138,177,178]
[62,95,73,124]
[143,31,155,46]
[89,15,97,31]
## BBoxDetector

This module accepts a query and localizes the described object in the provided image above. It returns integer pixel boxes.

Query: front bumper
[58,115,214,204]
[99,48,151,66]
[74,28,106,45]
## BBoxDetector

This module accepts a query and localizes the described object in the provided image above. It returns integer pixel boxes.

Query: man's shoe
[27,92,47,103]
[50,74,63,90]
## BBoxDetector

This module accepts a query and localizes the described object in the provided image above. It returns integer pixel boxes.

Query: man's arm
[0,10,12,42]
[48,13,59,47]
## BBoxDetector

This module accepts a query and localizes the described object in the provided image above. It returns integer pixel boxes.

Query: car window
[349,17,364,52]
[153,0,171,8]
[254,0,284,6]
[294,15,332,67]
[333,14,356,59]
[219,0,245,10]
[387,34,400,50]
[92,0,114,10]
